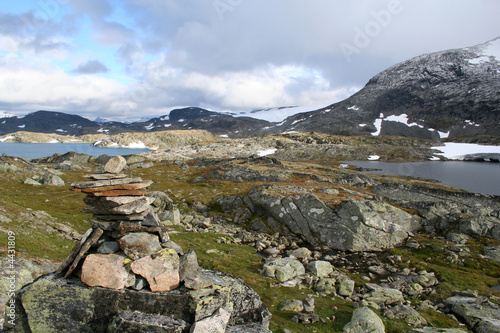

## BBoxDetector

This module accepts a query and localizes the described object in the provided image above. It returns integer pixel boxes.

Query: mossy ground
[0,158,497,332]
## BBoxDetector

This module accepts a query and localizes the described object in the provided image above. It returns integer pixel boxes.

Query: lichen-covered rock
[279,299,304,313]
[363,287,405,306]
[261,258,305,282]
[384,304,427,327]
[3,271,271,332]
[107,310,189,333]
[244,185,422,251]
[337,275,355,297]
[307,260,334,277]
[444,296,500,333]
[104,156,127,174]
[190,307,231,333]
[343,307,385,333]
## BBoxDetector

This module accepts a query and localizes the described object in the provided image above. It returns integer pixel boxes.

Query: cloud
[72,60,109,74]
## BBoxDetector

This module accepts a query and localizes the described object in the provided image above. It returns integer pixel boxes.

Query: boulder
[337,276,355,297]
[384,304,427,327]
[307,260,334,278]
[81,254,131,290]
[179,249,200,282]
[444,296,500,333]
[289,247,312,259]
[343,307,385,333]
[244,185,422,251]
[130,248,180,292]
[261,258,305,282]
[279,300,304,313]
[41,174,65,186]
[314,278,337,296]
[119,232,162,260]
[2,272,271,332]
[104,156,127,174]
[364,287,405,306]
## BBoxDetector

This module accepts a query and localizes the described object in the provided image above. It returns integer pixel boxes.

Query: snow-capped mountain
[271,37,500,138]
[0,38,499,139]
[0,111,15,119]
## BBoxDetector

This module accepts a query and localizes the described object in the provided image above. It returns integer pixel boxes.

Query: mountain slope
[273,37,500,138]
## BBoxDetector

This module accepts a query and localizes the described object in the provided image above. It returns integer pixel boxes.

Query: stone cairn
[55,156,207,292]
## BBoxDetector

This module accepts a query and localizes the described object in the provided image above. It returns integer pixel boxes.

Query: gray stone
[162,240,183,255]
[314,278,337,296]
[444,296,500,332]
[484,245,500,262]
[343,307,385,333]
[104,156,127,174]
[364,287,404,305]
[160,209,181,225]
[97,241,120,254]
[142,211,161,226]
[289,247,312,259]
[24,177,41,186]
[133,276,148,291]
[119,232,162,260]
[179,249,200,282]
[83,196,153,215]
[262,257,305,282]
[307,260,334,277]
[184,272,215,290]
[384,304,427,327]
[410,328,467,333]
[41,174,65,186]
[190,308,231,333]
[279,299,304,313]
[337,275,355,297]
[108,310,188,333]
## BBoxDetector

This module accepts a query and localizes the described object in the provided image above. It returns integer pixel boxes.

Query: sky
[0,0,499,121]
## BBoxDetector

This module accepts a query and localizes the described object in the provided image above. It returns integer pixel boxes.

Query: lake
[0,142,150,159]
[345,160,500,196]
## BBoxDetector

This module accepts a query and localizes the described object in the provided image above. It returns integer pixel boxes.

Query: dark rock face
[3,272,271,333]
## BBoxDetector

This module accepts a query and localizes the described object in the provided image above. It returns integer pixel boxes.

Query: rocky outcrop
[443,296,500,333]
[3,271,271,333]
[242,185,421,251]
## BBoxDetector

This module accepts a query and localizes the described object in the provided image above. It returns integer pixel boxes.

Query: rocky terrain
[0,135,499,332]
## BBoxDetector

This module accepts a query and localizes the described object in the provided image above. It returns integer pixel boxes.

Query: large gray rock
[306,260,334,278]
[104,156,127,174]
[343,307,385,333]
[444,296,500,333]
[384,304,427,327]
[244,185,421,251]
[363,287,405,306]
[261,258,305,282]
[2,272,271,332]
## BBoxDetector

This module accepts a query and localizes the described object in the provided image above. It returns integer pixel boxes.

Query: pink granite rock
[130,248,180,292]
[81,253,129,289]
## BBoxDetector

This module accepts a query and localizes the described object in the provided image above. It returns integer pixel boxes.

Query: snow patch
[469,38,500,64]
[48,139,59,143]
[438,131,450,139]
[18,124,25,128]
[368,155,380,161]
[358,124,368,127]
[432,143,500,160]
[347,105,359,111]
[464,120,480,127]
[0,135,14,142]
[258,148,277,157]
[228,103,332,123]
[97,128,109,133]
[291,118,305,126]
[55,129,66,132]
[219,134,229,138]
[145,123,155,130]
[126,141,147,149]
[384,114,424,128]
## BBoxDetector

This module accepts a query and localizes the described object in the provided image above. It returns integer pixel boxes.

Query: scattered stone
[343,307,385,333]
[337,275,355,297]
[184,272,215,290]
[289,247,312,259]
[364,287,404,306]
[41,174,65,186]
[262,257,305,282]
[118,232,162,260]
[24,177,41,186]
[410,328,467,332]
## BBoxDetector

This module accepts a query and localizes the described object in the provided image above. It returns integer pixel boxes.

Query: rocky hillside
[275,37,500,139]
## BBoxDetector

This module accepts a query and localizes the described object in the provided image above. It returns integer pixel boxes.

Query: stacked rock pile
[55,156,207,292]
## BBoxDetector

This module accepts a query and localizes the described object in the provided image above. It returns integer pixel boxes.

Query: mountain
[272,37,500,139]
[0,38,499,139]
